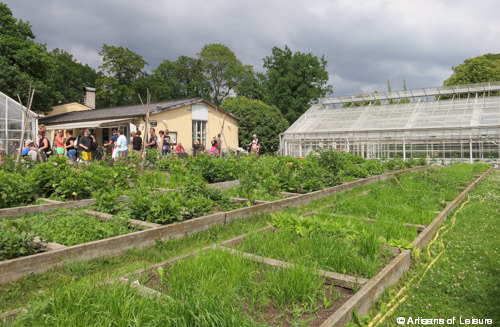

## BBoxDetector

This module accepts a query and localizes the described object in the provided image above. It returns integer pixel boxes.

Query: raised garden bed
[125,247,355,326]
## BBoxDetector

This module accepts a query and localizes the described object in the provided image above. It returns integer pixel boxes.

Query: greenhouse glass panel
[281,82,500,164]
[0,91,38,154]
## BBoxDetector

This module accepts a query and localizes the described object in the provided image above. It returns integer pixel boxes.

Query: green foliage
[445,53,500,87]
[263,45,333,123]
[0,170,35,208]
[26,210,135,246]
[150,55,212,101]
[47,48,98,104]
[95,44,148,108]
[199,43,250,105]
[0,220,39,260]
[222,96,289,153]
[92,188,124,215]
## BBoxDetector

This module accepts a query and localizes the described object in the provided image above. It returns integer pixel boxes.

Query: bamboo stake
[139,89,151,172]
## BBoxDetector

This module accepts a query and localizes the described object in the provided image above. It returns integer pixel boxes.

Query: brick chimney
[83,87,96,109]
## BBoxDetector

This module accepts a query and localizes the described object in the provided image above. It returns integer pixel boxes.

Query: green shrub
[0,220,39,260]
[0,171,35,208]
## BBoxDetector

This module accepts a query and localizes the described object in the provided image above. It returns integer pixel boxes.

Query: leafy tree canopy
[96,44,148,108]
[48,48,99,105]
[263,45,332,124]
[0,3,54,112]
[221,96,289,153]
[150,56,212,102]
[199,43,249,105]
[445,53,500,86]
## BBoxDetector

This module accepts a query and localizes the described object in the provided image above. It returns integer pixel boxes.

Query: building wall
[131,103,239,152]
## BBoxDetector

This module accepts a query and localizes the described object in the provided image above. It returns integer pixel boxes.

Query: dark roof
[40,98,239,125]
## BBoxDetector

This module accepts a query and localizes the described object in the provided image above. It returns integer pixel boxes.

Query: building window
[192,120,206,148]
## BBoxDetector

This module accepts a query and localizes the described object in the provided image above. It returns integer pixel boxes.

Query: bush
[0,220,39,260]
[0,171,35,208]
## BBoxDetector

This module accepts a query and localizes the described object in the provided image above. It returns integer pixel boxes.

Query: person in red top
[55,129,66,157]
[175,142,185,153]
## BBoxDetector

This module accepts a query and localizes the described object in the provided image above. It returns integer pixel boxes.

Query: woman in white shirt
[115,130,129,158]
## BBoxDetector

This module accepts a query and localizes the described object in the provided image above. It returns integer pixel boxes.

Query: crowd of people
[4,125,261,165]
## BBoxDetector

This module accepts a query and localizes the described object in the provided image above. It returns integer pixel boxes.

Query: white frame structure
[0,90,38,155]
[280,82,500,164]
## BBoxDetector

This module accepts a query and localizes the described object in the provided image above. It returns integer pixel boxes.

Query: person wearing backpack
[38,130,51,162]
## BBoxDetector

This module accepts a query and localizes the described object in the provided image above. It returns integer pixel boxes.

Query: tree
[263,45,333,124]
[48,48,98,105]
[199,43,248,105]
[235,69,266,101]
[221,96,289,153]
[150,56,212,101]
[0,3,55,112]
[96,44,148,108]
[445,54,500,86]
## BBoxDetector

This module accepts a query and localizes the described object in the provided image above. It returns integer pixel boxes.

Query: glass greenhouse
[0,90,38,154]
[280,82,500,164]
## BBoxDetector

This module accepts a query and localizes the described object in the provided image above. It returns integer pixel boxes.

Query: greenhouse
[280,81,500,164]
[0,90,38,155]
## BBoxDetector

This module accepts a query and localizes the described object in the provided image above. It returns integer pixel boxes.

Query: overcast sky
[4,0,500,96]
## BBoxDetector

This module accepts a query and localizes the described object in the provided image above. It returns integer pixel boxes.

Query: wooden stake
[16,89,42,166]
[139,89,151,172]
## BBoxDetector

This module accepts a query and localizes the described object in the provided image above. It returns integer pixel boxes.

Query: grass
[368,171,500,327]
[0,213,269,313]
[236,211,406,278]
[290,163,489,226]
[6,248,342,326]
[224,185,286,201]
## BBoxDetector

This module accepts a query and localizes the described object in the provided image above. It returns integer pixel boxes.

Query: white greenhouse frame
[280,82,500,164]
[0,90,38,155]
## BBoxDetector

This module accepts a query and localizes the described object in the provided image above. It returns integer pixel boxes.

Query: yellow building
[39,98,239,153]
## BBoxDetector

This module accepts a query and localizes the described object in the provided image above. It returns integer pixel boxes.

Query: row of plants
[92,173,242,225]
[0,209,138,260]
[129,248,347,326]
[310,163,489,225]
[0,156,137,208]
[237,212,407,279]
[0,149,426,209]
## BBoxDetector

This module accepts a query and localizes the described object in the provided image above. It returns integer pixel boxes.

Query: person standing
[104,129,119,159]
[246,134,260,154]
[146,128,157,149]
[115,129,128,158]
[132,131,142,154]
[65,130,77,163]
[210,136,217,155]
[78,129,93,163]
[55,129,66,157]
[164,130,172,155]
[38,130,51,161]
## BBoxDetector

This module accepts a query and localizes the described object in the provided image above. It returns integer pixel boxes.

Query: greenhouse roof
[285,94,500,135]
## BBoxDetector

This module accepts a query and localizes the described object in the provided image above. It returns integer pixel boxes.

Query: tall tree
[444,54,500,86]
[235,69,266,101]
[48,48,99,105]
[199,43,248,105]
[95,44,148,108]
[0,3,54,112]
[222,96,289,153]
[150,56,212,101]
[263,45,332,124]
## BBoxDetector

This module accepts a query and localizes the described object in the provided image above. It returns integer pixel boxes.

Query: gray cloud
[4,0,500,96]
